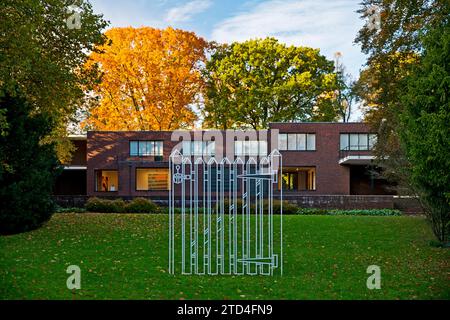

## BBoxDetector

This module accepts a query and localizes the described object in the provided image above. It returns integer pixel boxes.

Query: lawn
[0,213,449,300]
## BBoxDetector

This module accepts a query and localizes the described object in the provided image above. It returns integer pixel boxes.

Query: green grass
[0,213,449,300]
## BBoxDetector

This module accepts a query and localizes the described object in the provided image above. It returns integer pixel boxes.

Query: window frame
[278,133,316,151]
[234,140,267,156]
[349,133,359,150]
[340,133,377,151]
[306,133,316,151]
[182,141,215,156]
[278,134,288,150]
[340,133,349,151]
[95,169,119,192]
[287,134,297,151]
[129,140,164,157]
[135,168,170,191]
[279,166,316,191]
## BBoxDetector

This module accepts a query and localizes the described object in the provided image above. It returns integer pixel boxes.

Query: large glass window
[154,141,163,156]
[95,170,118,192]
[340,133,377,151]
[193,141,203,155]
[234,141,267,156]
[259,141,267,156]
[349,134,359,150]
[130,141,163,156]
[287,134,297,150]
[248,141,259,155]
[205,141,215,156]
[234,141,243,156]
[307,134,316,151]
[182,141,215,156]
[278,134,287,150]
[136,168,169,191]
[340,134,349,151]
[139,141,151,156]
[280,167,316,191]
[278,133,316,151]
[358,134,368,150]
[296,134,306,150]
[130,141,138,156]
[243,141,251,155]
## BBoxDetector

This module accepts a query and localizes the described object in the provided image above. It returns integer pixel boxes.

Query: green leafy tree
[354,0,449,192]
[353,52,419,193]
[0,0,107,233]
[0,0,108,160]
[400,20,450,243]
[355,0,450,242]
[202,38,339,129]
[0,93,61,235]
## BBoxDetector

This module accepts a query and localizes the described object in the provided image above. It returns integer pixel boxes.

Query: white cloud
[90,0,164,28]
[212,0,366,77]
[166,0,212,24]
[211,0,367,121]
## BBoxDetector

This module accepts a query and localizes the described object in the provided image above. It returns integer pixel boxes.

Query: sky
[90,0,368,120]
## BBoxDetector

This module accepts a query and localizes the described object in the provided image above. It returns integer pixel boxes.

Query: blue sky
[90,0,368,120]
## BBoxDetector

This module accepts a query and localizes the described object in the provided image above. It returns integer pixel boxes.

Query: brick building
[54,122,395,200]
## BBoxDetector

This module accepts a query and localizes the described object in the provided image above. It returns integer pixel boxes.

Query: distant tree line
[83,31,349,131]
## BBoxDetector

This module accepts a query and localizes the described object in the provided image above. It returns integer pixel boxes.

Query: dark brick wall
[269,122,374,195]
[87,124,392,198]
[54,195,89,208]
[87,131,176,198]
[86,130,270,198]
[279,194,395,210]
[393,196,423,214]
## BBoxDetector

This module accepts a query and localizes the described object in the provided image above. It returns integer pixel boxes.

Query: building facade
[270,122,392,196]
[54,122,395,199]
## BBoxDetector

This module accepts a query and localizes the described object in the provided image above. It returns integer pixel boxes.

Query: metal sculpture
[169,149,282,275]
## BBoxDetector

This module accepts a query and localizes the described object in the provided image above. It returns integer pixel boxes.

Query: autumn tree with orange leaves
[84,27,208,131]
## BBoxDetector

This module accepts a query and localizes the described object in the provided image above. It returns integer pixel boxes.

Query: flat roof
[339,155,375,165]
[63,165,87,170]
[68,134,87,140]
[86,122,368,134]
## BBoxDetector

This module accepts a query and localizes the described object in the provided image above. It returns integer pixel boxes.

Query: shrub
[399,22,450,243]
[124,197,159,213]
[223,199,298,215]
[296,208,328,215]
[0,94,60,235]
[223,199,244,213]
[296,208,402,216]
[271,200,298,215]
[85,197,125,213]
[328,209,402,216]
[85,197,160,213]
